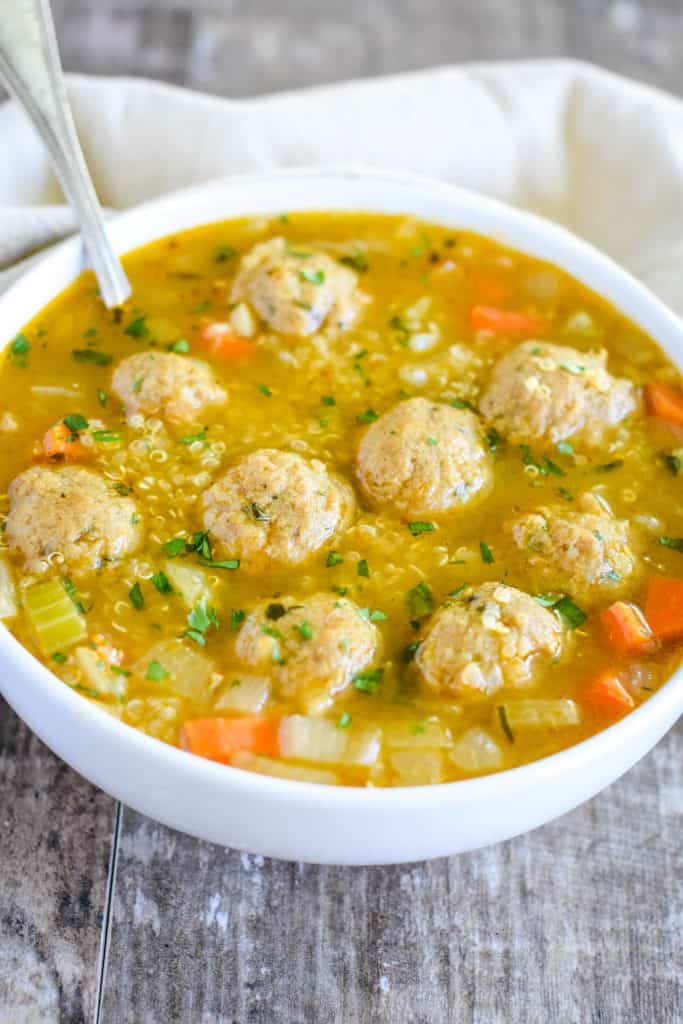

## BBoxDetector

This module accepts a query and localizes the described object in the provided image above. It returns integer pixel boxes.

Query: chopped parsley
[230,609,246,631]
[426,436,438,446]
[321,395,336,407]
[448,583,468,599]
[162,536,186,558]
[244,502,270,521]
[353,667,384,695]
[535,592,586,629]
[185,531,213,560]
[171,338,190,353]
[390,315,410,346]
[408,521,436,537]
[498,706,515,743]
[62,413,88,434]
[200,558,240,571]
[407,581,435,618]
[594,460,624,473]
[356,408,379,424]
[52,652,68,665]
[479,540,495,564]
[179,427,208,445]
[486,428,502,452]
[662,453,681,477]
[97,388,108,406]
[124,316,148,338]
[185,597,220,646]
[151,571,172,594]
[337,711,353,728]
[558,486,574,502]
[128,582,144,610]
[326,550,344,567]
[294,621,313,641]
[520,445,565,477]
[72,349,113,366]
[401,640,421,662]
[450,397,477,412]
[146,660,169,682]
[10,334,31,360]
[659,536,683,553]
[214,245,237,263]
[300,268,325,285]
[257,383,272,397]
[340,251,368,272]
[357,558,370,578]
[63,577,87,615]
[92,431,121,443]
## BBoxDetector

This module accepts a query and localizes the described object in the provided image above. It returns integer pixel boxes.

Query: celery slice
[498,698,580,738]
[215,675,270,714]
[24,579,86,655]
[164,561,210,609]
[0,559,17,619]
[231,750,339,785]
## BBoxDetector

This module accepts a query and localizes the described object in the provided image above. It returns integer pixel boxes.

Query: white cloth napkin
[1,59,683,312]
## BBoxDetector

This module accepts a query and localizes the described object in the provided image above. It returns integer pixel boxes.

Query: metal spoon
[0,0,131,307]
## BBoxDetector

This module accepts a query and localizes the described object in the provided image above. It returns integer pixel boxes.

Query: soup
[1,211,683,787]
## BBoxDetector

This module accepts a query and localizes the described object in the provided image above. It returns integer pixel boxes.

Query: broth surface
[2,211,682,786]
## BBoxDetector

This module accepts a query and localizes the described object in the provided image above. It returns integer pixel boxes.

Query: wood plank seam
[94,801,122,1024]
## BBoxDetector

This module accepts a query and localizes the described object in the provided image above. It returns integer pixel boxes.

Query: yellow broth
[1,211,682,786]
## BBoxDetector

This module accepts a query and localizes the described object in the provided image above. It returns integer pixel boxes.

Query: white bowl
[2,167,682,865]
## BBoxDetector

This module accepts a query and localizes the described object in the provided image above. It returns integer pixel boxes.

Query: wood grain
[0,700,116,1024]
[99,724,683,1024]
[2,1,683,1021]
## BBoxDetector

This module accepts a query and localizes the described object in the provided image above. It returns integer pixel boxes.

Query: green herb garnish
[129,582,144,610]
[146,660,169,682]
[72,349,113,366]
[353,667,384,695]
[408,521,436,537]
[659,536,683,553]
[125,316,148,338]
[185,597,220,646]
[151,571,172,594]
[479,541,495,564]
[326,550,344,567]
[356,408,379,424]
[357,558,370,578]
[407,581,435,618]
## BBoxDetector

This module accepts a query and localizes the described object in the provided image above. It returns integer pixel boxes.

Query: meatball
[480,341,636,446]
[235,593,380,711]
[112,352,226,426]
[507,493,638,604]
[355,397,493,517]
[416,582,563,698]
[230,237,363,337]
[6,466,143,574]
[202,449,354,567]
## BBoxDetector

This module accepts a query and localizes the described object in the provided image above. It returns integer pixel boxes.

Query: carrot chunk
[42,421,89,460]
[646,383,683,429]
[643,576,683,642]
[468,305,545,338]
[197,321,255,360]
[599,601,655,655]
[583,669,635,719]
[181,716,281,764]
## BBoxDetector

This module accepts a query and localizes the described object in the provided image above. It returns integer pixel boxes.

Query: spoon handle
[0,0,131,307]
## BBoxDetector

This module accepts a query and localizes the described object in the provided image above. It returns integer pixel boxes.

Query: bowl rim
[1,163,682,811]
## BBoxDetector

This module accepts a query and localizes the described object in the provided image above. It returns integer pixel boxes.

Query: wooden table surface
[2,2,683,1022]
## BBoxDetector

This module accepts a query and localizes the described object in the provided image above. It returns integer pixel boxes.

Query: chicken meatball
[480,341,636,447]
[235,593,380,711]
[6,465,143,574]
[202,449,354,568]
[507,493,638,604]
[112,352,226,426]
[230,237,363,337]
[416,582,563,698]
[355,397,493,518]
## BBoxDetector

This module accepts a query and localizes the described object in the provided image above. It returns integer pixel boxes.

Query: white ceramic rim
[1,165,682,821]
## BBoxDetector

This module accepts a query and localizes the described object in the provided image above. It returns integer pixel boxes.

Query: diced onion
[164,562,211,609]
[383,719,452,750]
[229,301,257,338]
[278,715,381,767]
[389,749,444,786]
[450,728,503,774]
[75,647,126,699]
[0,559,17,619]
[134,639,214,697]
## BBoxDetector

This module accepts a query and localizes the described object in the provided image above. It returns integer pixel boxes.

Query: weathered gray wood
[0,699,116,1023]
[99,723,683,1024]
[2,2,683,1021]
[48,0,683,99]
